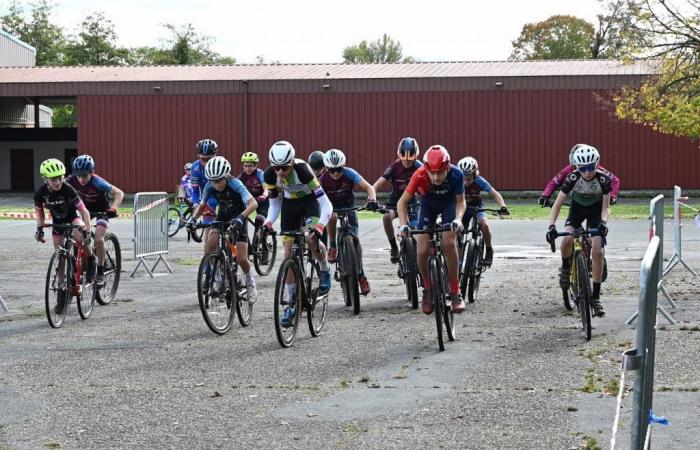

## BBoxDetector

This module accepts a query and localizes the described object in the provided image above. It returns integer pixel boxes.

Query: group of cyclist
[33,134,617,327]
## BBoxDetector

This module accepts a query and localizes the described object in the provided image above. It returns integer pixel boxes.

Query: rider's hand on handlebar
[35,227,45,243]
[538,195,553,207]
[365,200,379,212]
[546,224,557,244]
[610,197,617,206]
[306,223,324,239]
[598,221,608,237]
[397,224,410,237]
[499,206,510,216]
[231,215,245,232]
[106,207,118,218]
[186,217,197,232]
[450,220,463,233]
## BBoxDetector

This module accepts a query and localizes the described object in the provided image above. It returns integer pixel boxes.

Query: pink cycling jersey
[542,164,620,199]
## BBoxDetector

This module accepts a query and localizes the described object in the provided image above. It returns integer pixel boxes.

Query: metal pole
[0,295,8,312]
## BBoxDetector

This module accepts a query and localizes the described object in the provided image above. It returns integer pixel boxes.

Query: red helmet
[423,145,450,172]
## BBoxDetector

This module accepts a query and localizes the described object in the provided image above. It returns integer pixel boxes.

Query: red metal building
[1,60,697,192]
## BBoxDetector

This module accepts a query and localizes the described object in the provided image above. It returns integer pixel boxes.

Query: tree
[52,105,76,128]
[0,0,66,65]
[343,33,410,63]
[612,0,700,139]
[510,15,596,60]
[64,12,129,65]
[592,0,646,58]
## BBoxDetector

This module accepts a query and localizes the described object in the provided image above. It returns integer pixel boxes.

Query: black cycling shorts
[565,200,603,229]
[217,211,248,243]
[281,195,320,233]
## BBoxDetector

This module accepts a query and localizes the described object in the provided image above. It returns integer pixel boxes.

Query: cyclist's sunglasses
[577,163,597,173]
[273,165,291,172]
[211,177,227,184]
[327,167,343,174]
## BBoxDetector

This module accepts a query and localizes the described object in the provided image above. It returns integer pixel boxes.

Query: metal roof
[0,60,658,83]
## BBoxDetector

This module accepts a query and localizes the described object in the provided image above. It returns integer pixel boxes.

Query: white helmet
[323,149,346,168]
[568,144,586,165]
[457,156,478,175]
[269,141,295,166]
[571,144,600,166]
[205,156,231,180]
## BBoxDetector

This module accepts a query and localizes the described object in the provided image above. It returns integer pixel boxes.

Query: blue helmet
[397,137,419,160]
[195,138,218,156]
[73,155,95,174]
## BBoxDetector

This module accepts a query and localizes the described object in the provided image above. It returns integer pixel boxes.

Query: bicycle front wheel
[575,253,592,341]
[341,235,361,315]
[274,258,302,347]
[402,237,419,309]
[236,272,253,327]
[467,236,484,303]
[77,255,96,320]
[186,208,204,243]
[96,233,121,305]
[198,252,236,335]
[429,257,445,351]
[253,229,277,276]
[45,251,69,328]
[306,258,327,337]
[167,207,182,237]
[460,238,474,300]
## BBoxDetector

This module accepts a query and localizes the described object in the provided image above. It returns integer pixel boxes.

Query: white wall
[0,141,77,190]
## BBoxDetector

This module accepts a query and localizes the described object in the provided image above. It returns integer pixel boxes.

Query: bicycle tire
[306,259,327,337]
[441,257,455,342]
[402,237,419,310]
[274,257,302,347]
[45,250,69,328]
[167,207,182,237]
[96,233,121,305]
[197,253,236,335]
[185,207,204,243]
[575,253,593,341]
[461,239,475,300]
[236,271,253,327]
[429,257,445,351]
[468,236,484,303]
[341,235,361,315]
[562,288,573,311]
[253,229,277,276]
[76,254,96,320]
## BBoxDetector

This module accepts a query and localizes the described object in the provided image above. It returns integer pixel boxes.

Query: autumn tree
[510,15,596,60]
[343,34,411,63]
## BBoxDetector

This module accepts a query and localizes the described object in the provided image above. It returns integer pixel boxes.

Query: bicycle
[195,221,253,335]
[332,205,369,315]
[383,205,421,309]
[410,224,456,352]
[549,227,602,341]
[91,213,122,306]
[273,230,329,348]
[167,199,204,242]
[247,217,277,276]
[458,207,504,303]
[42,224,97,328]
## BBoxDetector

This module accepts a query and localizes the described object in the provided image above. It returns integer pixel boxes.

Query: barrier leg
[130,257,155,279]
[662,253,679,277]
[658,282,678,308]
[679,258,698,277]
[0,295,8,312]
[150,254,174,274]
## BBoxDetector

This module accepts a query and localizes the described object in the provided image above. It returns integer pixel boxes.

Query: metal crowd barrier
[0,294,8,312]
[663,185,698,279]
[131,192,173,278]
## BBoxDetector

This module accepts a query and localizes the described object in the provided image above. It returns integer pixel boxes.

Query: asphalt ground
[1,216,700,449]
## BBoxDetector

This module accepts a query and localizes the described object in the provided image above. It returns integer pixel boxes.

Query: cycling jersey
[65,173,112,214]
[180,173,194,202]
[381,160,422,206]
[319,167,363,206]
[201,177,253,222]
[34,182,85,222]
[190,158,218,222]
[464,176,493,207]
[542,164,620,199]
[406,165,465,199]
[560,170,612,206]
[238,169,265,198]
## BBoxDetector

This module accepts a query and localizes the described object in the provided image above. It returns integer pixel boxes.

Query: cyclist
[372,137,423,264]
[397,145,467,315]
[66,154,125,286]
[239,152,270,263]
[190,139,220,251]
[546,144,611,317]
[177,162,194,205]
[262,141,333,326]
[319,149,378,295]
[538,143,620,207]
[34,158,93,314]
[187,156,259,303]
[457,156,509,267]
[308,150,325,178]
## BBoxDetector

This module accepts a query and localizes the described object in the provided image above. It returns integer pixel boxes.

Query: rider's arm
[257,169,269,197]
[229,178,257,218]
[262,167,281,225]
[548,191,567,227]
[542,165,575,198]
[109,186,124,210]
[33,189,46,228]
[397,191,412,225]
[489,189,507,208]
[191,184,212,220]
[599,166,620,200]
[455,192,466,222]
[357,179,376,201]
[601,194,610,223]
[372,176,389,194]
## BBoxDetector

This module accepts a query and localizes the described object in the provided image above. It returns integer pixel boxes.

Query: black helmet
[308,150,325,170]
[195,138,218,156]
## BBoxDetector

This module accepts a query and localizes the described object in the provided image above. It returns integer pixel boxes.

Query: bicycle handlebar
[548,227,601,252]
[409,224,455,235]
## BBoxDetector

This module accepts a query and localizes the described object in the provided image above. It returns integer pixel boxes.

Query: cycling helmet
[72,155,95,174]
[184,162,192,171]
[40,158,66,178]
[308,150,325,170]
[205,156,231,180]
[397,137,419,160]
[323,149,346,168]
[571,144,600,166]
[195,138,218,156]
[423,145,450,172]
[457,156,478,175]
[241,152,259,164]
[269,141,295,166]
[568,144,586,165]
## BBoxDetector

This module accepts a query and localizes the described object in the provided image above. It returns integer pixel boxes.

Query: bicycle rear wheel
[429,257,445,351]
[575,253,593,341]
[440,258,455,342]
[198,252,236,335]
[45,251,69,328]
[402,237,419,309]
[77,254,96,320]
[167,207,182,237]
[253,229,277,276]
[185,208,204,243]
[341,235,361,315]
[274,258,302,347]
[96,233,121,305]
[306,258,327,337]
[236,272,253,327]
[468,236,484,303]
[460,238,474,300]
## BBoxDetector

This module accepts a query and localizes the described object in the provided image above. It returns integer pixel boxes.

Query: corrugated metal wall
[79,90,699,192]
[0,31,35,67]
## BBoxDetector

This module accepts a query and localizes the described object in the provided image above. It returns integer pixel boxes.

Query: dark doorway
[10,149,34,191]
[65,148,77,175]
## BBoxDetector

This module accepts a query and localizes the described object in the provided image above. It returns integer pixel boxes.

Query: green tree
[64,12,129,65]
[510,15,596,60]
[592,0,646,58]
[343,33,410,63]
[0,0,66,65]
[52,105,76,128]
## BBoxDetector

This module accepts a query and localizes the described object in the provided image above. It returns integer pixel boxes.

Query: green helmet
[241,152,259,164]
[39,158,66,178]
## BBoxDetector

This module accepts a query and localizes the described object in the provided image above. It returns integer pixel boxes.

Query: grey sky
[38,0,603,63]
